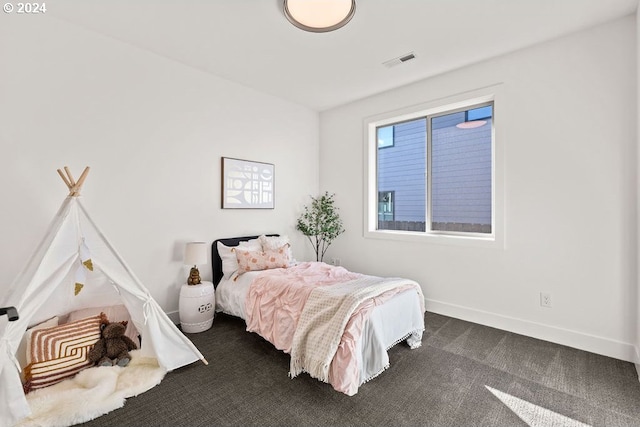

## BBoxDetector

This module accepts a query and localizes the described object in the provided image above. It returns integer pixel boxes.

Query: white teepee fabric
[0,196,206,427]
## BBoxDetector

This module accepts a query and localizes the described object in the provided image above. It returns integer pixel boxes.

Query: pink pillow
[236,245,290,275]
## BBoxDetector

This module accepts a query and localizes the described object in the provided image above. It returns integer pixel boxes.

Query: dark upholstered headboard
[211,234,279,287]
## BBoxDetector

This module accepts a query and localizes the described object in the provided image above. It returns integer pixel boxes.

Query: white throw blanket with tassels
[289,276,424,385]
[16,350,166,427]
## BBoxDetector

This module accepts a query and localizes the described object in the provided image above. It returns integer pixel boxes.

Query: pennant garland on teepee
[74,239,93,295]
[57,166,94,296]
[74,261,87,296]
[79,239,93,272]
[74,282,84,296]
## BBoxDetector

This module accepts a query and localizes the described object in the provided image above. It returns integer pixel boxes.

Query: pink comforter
[245,262,362,353]
[244,262,420,395]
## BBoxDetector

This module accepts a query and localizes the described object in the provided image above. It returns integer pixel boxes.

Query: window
[366,89,501,245]
[431,104,492,233]
[377,126,394,148]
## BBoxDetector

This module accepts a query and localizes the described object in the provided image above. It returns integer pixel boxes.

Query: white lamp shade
[184,242,207,266]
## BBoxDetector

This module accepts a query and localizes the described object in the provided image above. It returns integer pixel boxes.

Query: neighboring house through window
[377,190,395,222]
[365,86,503,247]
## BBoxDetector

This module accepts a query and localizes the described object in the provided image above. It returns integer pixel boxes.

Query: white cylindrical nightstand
[179,281,215,333]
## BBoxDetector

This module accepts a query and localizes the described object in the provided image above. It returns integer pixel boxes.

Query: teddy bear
[88,321,138,367]
[187,266,201,285]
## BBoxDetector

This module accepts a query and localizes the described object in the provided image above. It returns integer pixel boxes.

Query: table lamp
[184,242,207,285]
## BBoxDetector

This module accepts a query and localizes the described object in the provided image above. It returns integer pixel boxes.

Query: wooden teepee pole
[57,166,90,196]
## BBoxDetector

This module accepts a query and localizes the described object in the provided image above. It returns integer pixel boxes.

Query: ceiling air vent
[383,52,416,68]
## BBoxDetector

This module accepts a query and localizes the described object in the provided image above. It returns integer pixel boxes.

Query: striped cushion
[24,313,107,392]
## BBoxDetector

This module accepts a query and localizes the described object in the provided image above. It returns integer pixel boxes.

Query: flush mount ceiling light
[284,0,356,33]
[456,120,487,129]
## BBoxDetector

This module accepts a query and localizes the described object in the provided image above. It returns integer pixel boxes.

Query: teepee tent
[0,167,207,426]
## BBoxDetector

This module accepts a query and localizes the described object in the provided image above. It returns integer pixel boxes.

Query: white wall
[0,15,319,317]
[320,16,638,362]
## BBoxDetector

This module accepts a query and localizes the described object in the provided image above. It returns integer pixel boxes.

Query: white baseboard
[426,298,639,364]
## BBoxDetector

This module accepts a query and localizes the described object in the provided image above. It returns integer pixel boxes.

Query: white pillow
[259,235,295,265]
[259,234,289,250]
[217,239,261,279]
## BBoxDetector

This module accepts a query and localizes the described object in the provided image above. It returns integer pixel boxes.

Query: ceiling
[48,0,638,112]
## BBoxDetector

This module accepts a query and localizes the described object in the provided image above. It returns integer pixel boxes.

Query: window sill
[364,228,503,249]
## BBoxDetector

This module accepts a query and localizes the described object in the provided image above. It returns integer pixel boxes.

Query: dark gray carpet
[78,312,640,426]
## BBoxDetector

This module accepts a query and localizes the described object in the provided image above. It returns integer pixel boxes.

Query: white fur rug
[17,350,166,427]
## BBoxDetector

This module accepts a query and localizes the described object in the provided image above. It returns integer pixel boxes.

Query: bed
[212,234,425,396]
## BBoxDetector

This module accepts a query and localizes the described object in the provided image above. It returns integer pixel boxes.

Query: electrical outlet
[540,292,552,308]
[331,258,341,266]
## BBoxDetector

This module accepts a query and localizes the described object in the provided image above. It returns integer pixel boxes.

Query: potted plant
[296,192,345,262]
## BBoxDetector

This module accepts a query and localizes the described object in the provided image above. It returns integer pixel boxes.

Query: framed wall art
[221,157,274,209]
